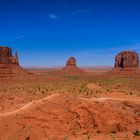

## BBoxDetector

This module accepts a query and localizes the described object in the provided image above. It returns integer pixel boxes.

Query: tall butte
[0,47,19,65]
[63,57,84,74]
[109,51,140,75]
[0,46,32,79]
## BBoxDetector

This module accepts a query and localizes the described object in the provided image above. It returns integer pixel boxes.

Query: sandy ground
[0,68,140,140]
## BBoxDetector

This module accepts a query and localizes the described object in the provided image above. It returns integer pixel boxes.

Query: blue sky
[0,0,140,67]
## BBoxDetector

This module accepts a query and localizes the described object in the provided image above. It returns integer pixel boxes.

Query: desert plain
[0,66,140,140]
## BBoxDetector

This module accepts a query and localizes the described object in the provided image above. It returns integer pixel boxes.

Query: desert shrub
[133,130,140,136]
[111,130,117,134]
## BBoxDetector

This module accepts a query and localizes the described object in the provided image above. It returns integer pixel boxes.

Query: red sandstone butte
[0,46,19,65]
[108,51,140,75]
[115,51,139,68]
[63,57,84,74]
[0,46,32,79]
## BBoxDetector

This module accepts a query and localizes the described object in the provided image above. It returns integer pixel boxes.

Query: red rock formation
[0,46,19,65]
[0,46,33,79]
[63,57,84,74]
[115,51,139,68]
[108,51,140,75]
[66,57,76,66]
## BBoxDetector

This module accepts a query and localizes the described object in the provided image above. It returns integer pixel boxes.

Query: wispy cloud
[48,9,90,20]
[73,9,90,15]
[76,49,112,57]
[110,43,140,52]
[127,43,140,50]
[75,42,140,58]
[48,14,59,19]
[16,36,24,40]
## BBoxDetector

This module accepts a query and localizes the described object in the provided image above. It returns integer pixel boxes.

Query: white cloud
[47,9,90,20]
[49,14,59,19]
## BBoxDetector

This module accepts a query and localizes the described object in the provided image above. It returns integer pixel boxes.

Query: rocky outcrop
[108,51,140,75]
[63,57,84,74]
[0,46,19,65]
[115,51,139,68]
[66,57,76,67]
[0,46,33,79]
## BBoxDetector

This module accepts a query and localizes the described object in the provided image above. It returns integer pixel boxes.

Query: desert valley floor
[0,68,140,140]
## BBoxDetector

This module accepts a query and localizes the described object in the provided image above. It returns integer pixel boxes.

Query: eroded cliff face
[0,47,19,65]
[115,51,139,68]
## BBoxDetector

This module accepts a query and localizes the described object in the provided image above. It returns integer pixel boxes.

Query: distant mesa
[108,51,140,75]
[63,57,84,74]
[115,51,139,68]
[0,46,33,79]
